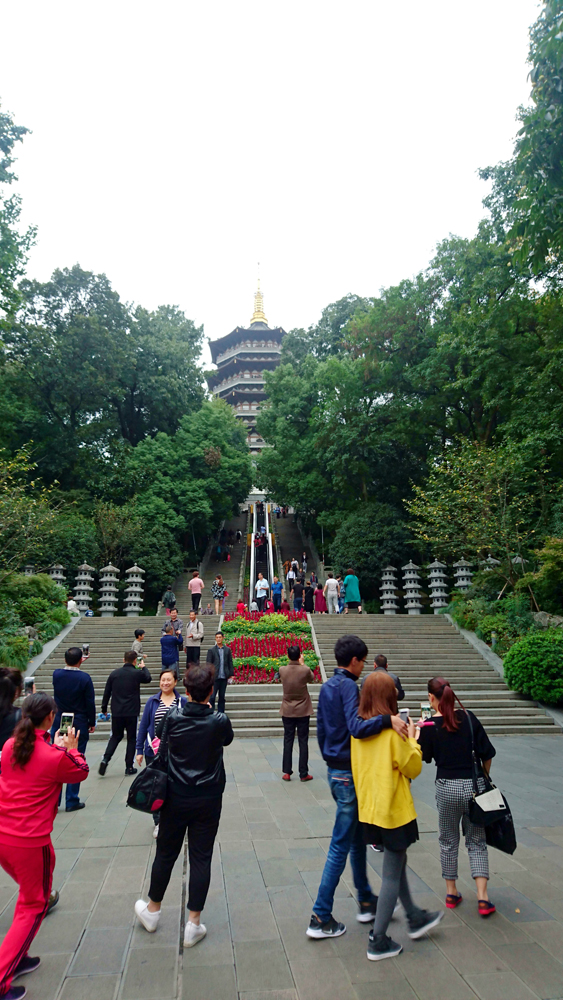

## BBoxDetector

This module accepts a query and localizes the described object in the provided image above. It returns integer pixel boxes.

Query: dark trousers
[186,647,201,667]
[256,596,266,611]
[273,594,281,611]
[282,716,310,778]
[103,715,137,768]
[211,677,228,714]
[148,793,222,911]
[52,714,89,807]
[192,593,201,612]
[294,597,303,612]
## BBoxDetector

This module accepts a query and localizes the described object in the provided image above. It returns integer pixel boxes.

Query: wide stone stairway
[173,511,248,616]
[313,614,560,736]
[32,615,222,742]
[274,514,318,579]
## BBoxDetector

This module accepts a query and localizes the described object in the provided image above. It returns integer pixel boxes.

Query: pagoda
[207,282,285,454]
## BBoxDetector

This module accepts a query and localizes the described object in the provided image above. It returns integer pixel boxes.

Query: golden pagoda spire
[250,270,268,326]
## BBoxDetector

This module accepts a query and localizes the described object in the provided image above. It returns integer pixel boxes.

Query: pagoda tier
[210,325,284,365]
[207,355,281,388]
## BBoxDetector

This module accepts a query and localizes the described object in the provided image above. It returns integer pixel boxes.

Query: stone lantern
[427,559,449,613]
[23,565,35,576]
[453,558,473,591]
[402,560,423,615]
[74,563,96,612]
[481,554,500,573]
[48,564,66,588]
[380,566,399,614]
[99,564,119,617]
[124,565,144,616]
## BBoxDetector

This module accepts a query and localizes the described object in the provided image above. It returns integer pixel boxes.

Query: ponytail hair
[428,677,464,733]
[0,668,22,723]
[12,693,57,769]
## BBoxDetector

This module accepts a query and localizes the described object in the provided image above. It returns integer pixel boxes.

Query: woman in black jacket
[134,662,233,948]
[418,677,496,918]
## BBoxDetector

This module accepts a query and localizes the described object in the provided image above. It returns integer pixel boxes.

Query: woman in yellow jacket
[352,672,443,961]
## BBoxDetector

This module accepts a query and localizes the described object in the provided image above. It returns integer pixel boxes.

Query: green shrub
[503,630,563,704]
[0,636,29,670]
[15,597,52,626]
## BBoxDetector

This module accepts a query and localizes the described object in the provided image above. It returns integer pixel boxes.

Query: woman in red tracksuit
[0,693,89,1000]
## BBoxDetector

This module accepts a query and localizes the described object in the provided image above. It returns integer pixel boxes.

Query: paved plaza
[2,735,563,1000]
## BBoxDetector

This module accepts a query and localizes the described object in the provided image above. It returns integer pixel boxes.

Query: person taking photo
[0,693,89,1000]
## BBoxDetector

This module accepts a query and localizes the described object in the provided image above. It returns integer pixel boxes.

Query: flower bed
[228,635,314,657]
[224,612,322,684]
[233,665,322,684]
[222,611,310,636]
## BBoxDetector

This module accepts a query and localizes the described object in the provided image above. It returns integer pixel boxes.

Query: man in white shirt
[287,567,296,594]
[255,573,270,612]
[185,610,204,666]
[324,573,340,615]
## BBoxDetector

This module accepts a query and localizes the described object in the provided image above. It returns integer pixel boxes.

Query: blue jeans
[294,597,303,612]
[338,597,345,613]
[52,714,89,808]
[313,768,373,922]
[273,594,281,611]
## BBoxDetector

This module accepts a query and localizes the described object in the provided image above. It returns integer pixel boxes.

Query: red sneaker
[282,773,291,781]
[478,899,496,917]
[300,774,314,782]
[446,893,463,909]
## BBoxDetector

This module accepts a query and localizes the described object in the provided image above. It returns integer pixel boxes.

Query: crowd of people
[251,559,363,616]
[0,586,501,993]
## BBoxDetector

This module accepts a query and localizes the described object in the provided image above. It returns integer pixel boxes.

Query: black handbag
[466,713,517,853]
[485,808,517,855]
[127,759,168,813]
[126,714,170,814]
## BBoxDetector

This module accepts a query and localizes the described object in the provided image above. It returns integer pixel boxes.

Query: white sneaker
[183,921,207,948]
[134,899,160,932]
[153,824,159,839]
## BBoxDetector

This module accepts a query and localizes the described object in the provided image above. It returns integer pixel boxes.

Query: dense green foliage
[447,591,538,656]
[503,629,563,703]
[482,1,563,272]
[0,574,70,669]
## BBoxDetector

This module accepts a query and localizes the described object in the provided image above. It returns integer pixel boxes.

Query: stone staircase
[274,515,318,582]
[173,511,248,616]
[32,614,220,741]
[312,615,560,737]
[31,606,560,740]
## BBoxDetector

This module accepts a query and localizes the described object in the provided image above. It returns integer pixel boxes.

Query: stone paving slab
[0,736,563,998]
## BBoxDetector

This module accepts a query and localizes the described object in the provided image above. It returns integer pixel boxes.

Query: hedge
[503,630,563,704]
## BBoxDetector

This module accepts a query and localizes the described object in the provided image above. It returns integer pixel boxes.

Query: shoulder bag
[466,712,517,854]
[126,713,171,814]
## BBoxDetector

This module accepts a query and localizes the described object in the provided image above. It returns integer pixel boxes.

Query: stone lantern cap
[100,564,119,573]
[77,563,96,572]
[453,558,473,568]
[427,559,446,569]
[126,565,145,575]
[50,563,65,570]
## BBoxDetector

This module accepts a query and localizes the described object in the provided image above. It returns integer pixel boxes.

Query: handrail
[266,504,275,593]
[249,503,257,607]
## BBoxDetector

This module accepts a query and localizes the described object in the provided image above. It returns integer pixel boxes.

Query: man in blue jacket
[306,634,407,940]
[52,646,96,812]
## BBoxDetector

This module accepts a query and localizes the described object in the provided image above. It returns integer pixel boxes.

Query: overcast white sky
[2,0,540,364]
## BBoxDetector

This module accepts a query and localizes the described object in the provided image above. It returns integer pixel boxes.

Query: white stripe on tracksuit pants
[435,776,489,880]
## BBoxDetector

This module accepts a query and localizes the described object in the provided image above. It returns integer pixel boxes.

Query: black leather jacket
[157,701,233,796]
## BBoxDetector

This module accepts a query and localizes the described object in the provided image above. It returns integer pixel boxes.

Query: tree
[2,266,205,485]
[329,503,414,601]
[406,440,553,586]
[0,449,59,584]
[0,103,36,328]
[481,2,563,271]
